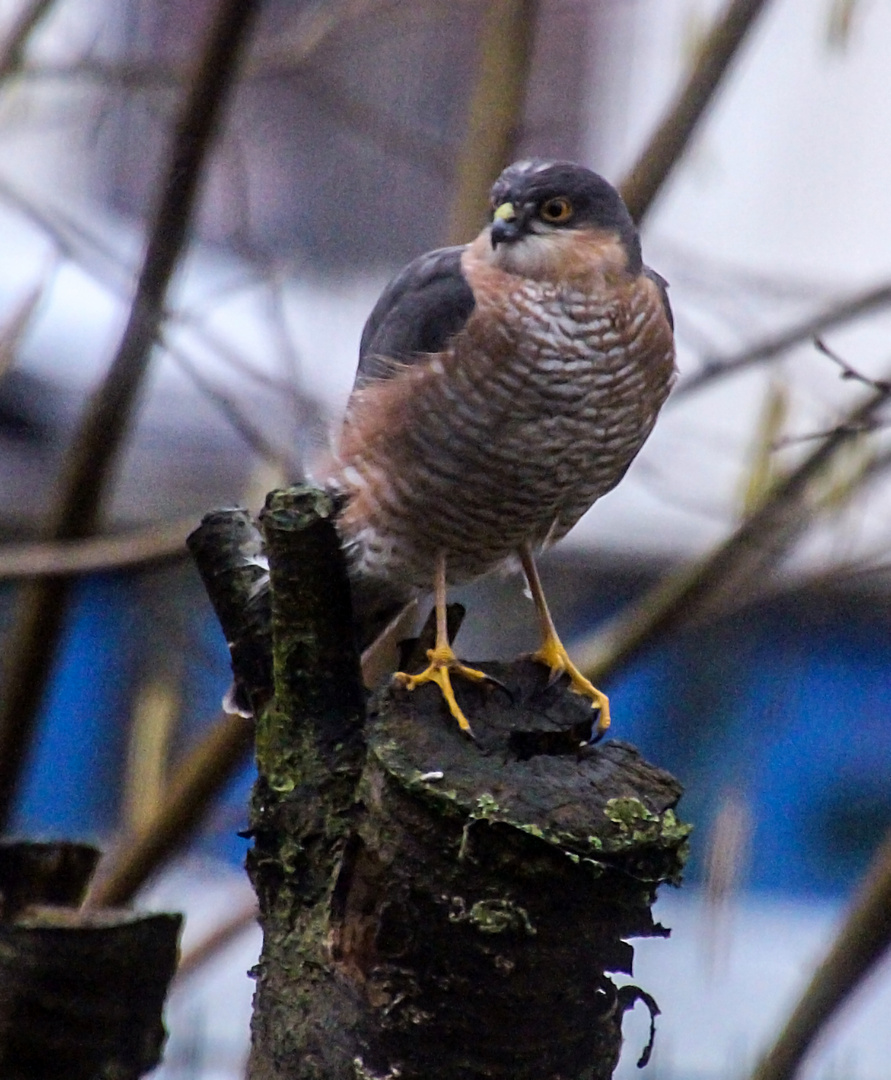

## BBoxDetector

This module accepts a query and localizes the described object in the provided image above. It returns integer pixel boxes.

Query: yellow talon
[519,543,610,736]
[394,642,486,736]
[532,632,610,735]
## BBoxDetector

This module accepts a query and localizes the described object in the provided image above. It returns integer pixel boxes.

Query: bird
[330,159,676,738]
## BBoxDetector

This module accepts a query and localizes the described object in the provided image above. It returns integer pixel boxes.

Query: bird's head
[483,159,642,280]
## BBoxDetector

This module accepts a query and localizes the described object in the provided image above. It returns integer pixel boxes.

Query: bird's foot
[393,643,492,737]
[531,635,610,737]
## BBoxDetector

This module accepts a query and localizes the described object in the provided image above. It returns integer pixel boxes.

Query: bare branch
[0,279,46,382]
[750,827,891,1080]
[446,0,538,244]
[0,0,57,82]
[0,172,314,462]
[166,343,303,474]
[770,419,885,450]
[83,711,254,910]
[814,336,891,391]
[175,899,258,984]
[0,0,260,831]
[620,0,772,223]
[768,340,891,447]
[0,517,193,580]
[675,281,891,400]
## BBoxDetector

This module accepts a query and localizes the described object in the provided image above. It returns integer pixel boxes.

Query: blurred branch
[123,673,181,835]
[675,280,891,400]
[0,172,137,293]
[14,0,402,89]
[175,898,258,984]
[446,0,538,244]
[0,516,191,579]
[770,340,891,448]
[738,378,788,518]
[703,789,751,973]
[0,0,56,81]
[83,710,254,910]
[815,335,891,391]
[82,508,275,910]
[619,0,771,224]
[166,343,302,474]
[0,172,311,467]
[299,67,452,176]
[827,0,861,49]
[0,0,260,831]
[0,280,45,382]
[575,374,891,683]
[750,827,891,1080]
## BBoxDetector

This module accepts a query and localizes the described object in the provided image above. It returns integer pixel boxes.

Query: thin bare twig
[0,173,313,464]
[674,281,891,400]
[0,517,193,580]
[750,827,891,1080]
[770,420,884,450]
[768,340,891,448]
[166,343,302,475]
[0,0,57,82]
[620,0,771,223]
[814,336,891,391]
[0,0,260,831]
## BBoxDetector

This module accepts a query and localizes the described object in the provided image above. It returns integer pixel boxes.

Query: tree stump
[192,488,689,1080]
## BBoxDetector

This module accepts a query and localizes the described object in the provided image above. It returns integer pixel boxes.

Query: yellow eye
[540,196,573,223]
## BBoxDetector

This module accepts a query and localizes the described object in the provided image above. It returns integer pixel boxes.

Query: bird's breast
[335,268,675,588]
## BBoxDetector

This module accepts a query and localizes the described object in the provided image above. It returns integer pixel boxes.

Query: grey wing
[355,245,476,388]
[645,266,673,331]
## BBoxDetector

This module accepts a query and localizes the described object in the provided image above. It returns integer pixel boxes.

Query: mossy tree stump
[191,487,689,1080]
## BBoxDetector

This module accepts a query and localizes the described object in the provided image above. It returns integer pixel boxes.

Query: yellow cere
[493,202,516,221]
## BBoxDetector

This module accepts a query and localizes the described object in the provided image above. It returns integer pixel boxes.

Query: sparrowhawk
[331,159,676,737]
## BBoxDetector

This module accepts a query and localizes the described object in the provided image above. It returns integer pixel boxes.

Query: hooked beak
[490,201,522,247]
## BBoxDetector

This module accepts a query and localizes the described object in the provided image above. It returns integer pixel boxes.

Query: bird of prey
[331,159,676,737]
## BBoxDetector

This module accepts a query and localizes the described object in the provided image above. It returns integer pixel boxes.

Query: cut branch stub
[247,486,368,1080]
[0,841,181,1080]
[0,840,99,919]
[187,507,272,716]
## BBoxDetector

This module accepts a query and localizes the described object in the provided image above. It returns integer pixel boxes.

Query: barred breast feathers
[334,223,675,586]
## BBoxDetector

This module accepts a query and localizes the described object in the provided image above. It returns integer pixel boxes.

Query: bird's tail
[348,569,414,653]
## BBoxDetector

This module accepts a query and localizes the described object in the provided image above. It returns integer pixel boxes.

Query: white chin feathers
[488,229,566,277]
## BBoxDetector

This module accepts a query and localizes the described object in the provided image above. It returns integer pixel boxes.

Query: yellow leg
[392,552,488,736]
[519,544,610,736]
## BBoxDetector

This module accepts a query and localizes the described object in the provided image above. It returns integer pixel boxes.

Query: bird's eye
[540,197,573,223]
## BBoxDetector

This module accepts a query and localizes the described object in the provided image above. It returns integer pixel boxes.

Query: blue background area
[6,568,891,896]
[599,596,891,897]
[11,574,141,837]
[5,570,255,867]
